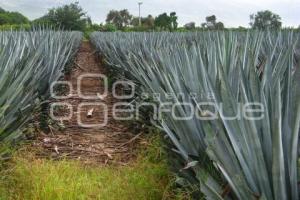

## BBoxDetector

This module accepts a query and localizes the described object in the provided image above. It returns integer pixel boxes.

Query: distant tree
[34,2,89,31]
[88,23,100,31]
[154,12,178,31]
[119,9,132,27]
[250,10,282,30]
[154,13,170,30]
[0,7,29,25]
[131,15,154,29]
[202,15,224,30]
[170,12,178,30]
[215,22,224,29]
[106,10,121,28]
[106,9,132,29]
[86,16,92,27]
[0,7,6,13]
[9,12,29,24]
[238,26,248,31]
[143,15,155,28]
[0,14,9,25]
[184,22,196,30]
[131,17,139,27]
[206,15,216,28]
[99,23,117,32]
[154,13,168,30]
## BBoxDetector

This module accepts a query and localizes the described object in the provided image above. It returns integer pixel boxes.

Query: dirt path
[33,42,141,165]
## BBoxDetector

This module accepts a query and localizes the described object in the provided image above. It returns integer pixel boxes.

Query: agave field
[91,31,300,199]
[1,29,300,199]
[0,30,82,144]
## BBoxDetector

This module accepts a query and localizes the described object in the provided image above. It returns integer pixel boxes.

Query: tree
[154,13,170,30]
[86,16,92,27]
[154,12,178,31]
[106,10,121,28]
[201,23,206,28]
[106,9,132,29]
[250,10,282,30]
[143,15,155,28]
[131,15,155,29]
[238,26,248,31]
[184,22,196,30]
[99,23,117,32]
[131,17,139,27]
[0,7,6,13]
[215,22,224,29]
[201,15,224,30]
[0,7,29,25]
[206,15,216,28]
[170,12,178,30]
[0,13,10,25]
[34,2,89,31]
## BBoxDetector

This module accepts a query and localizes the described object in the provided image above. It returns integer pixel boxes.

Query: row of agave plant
[0,30,82,145]
[91,31,300,199]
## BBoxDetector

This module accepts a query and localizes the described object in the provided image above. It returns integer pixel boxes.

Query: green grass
[0,136,192,200]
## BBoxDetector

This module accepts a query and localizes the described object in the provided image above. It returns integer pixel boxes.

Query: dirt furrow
[33,42,140,164]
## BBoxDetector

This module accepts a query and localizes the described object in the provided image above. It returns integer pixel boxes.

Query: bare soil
[32,42,142,165]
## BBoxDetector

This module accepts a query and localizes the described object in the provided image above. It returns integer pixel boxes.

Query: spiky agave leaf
[91,31,300,199]
[0,29,82,143]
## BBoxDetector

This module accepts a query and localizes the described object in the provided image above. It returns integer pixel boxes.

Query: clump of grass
[0,143,14,164]
[0,135,192,200]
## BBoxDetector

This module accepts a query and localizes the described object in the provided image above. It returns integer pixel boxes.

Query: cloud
[0,0,299,27]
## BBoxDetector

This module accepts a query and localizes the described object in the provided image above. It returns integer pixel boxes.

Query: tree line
[0,2,297,32]
[0,7,29,25]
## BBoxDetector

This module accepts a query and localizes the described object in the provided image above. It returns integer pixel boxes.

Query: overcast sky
[0,0,299,27]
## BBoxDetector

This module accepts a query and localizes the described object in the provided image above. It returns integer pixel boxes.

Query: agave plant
[91,31,300,199]
[186,31,300,200]
[0,29,82,143]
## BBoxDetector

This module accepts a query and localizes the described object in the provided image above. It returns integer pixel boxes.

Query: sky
[0,0,299,28]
